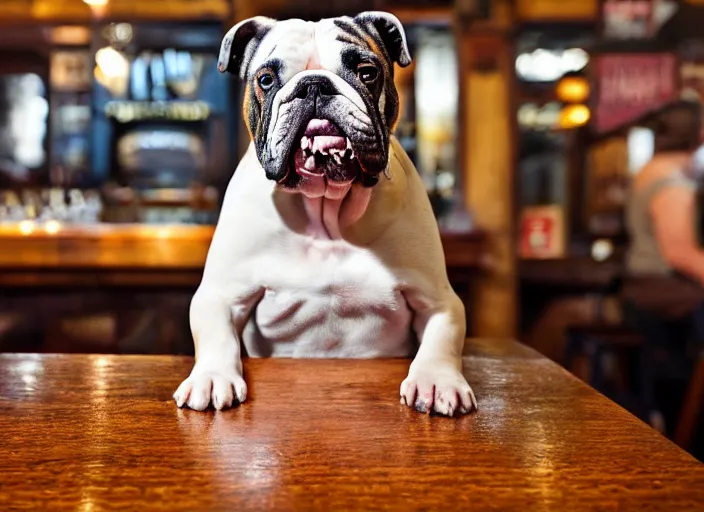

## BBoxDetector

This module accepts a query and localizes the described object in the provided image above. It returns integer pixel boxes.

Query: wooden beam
[29,0,229,23]
[515,0,597,22]
[460,2,517,339]
[0,1,35,23]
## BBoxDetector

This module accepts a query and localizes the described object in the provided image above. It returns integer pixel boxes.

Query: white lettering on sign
[595,53,676,133]
[104,100,211,123]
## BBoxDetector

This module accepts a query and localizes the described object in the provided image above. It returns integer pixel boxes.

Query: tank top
[626,172,698,275]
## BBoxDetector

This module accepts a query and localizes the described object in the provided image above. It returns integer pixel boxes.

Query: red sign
[519,205,565,259]
[594,53,678,134]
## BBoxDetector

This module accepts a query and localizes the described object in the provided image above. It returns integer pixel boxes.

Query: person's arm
[651,185,704,285]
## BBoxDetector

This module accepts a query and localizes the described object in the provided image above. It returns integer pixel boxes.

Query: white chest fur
[241,238,415,358]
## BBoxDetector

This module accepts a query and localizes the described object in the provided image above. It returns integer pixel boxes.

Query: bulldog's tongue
[305,119,342,136]
[301,119,347,156]
[289,119,370,240]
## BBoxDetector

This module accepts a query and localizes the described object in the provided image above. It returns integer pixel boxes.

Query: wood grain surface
[1,339,702,511]
[0,224,485,271]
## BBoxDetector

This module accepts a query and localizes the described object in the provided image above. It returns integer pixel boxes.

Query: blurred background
[0,0,702,459]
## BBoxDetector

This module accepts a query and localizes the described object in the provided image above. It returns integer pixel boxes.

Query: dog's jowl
[173,12,477,416]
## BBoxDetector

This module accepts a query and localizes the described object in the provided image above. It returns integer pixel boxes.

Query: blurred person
[622,100,704,434]
[624,101,704,317]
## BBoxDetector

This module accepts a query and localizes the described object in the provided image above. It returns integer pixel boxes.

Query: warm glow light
[559,104,591,129]
[556,76,590,103]
[156,228,173,240]
[592,239,614,262]
[44,220,62,235]
[50,26,92,46]
[18,220,36,236]
[94,47,130,96]
[84,0,109,20]
[95,47,129,79]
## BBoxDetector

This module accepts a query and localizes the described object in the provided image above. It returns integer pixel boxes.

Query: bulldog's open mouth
[281,119,367,199]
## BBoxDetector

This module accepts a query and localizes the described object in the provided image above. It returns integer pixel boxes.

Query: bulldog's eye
[258,72,275,90]
[357,64,379,84]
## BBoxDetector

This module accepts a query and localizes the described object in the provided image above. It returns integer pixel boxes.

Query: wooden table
[1,339,702,511]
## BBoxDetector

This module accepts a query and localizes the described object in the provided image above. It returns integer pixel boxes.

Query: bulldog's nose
[294,77,338,100]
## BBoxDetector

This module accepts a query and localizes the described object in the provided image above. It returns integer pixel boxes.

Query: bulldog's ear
[218,16,276,79]
[354,11,412,68]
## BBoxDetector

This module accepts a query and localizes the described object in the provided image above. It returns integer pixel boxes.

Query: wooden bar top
[1,339,702,510]
[0,223,485,270]
[0,223,216,270]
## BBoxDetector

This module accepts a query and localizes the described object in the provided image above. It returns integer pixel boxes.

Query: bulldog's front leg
[173,285,262,411]
[401,290,477,416]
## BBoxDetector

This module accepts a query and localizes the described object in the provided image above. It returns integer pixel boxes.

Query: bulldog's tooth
[300,137,309,150]
[348,150,355,160]
[333,154,342,165]
[346,138,352,151]
[304,155,316,170]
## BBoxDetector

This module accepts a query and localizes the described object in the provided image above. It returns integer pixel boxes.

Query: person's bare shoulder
[634,152,691,190]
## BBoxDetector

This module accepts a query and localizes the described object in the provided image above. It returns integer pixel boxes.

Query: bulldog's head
[218,12,411,199]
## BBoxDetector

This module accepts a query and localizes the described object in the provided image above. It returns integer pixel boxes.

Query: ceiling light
[556,76,590,103]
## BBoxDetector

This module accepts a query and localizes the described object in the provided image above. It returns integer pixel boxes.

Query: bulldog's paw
[400,361,477,417]
[173,368,247,411]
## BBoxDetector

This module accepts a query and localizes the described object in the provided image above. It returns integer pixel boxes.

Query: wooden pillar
[459,1,517,338]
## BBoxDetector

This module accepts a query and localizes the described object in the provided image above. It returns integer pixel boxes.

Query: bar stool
[563,276,642,397]
[566,293,704,449]
[564,323,641,392]
[675,352,704,451]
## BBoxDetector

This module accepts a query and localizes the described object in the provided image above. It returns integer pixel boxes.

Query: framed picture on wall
[519,204,567,259]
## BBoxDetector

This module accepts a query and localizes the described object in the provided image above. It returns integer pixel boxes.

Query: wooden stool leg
[675,354,704,450]
[587,341,605,392]
[564,331,581,373]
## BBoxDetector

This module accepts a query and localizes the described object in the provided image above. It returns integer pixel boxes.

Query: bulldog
[173,11,477,416]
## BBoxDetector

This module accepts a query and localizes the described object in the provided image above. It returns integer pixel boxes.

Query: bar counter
[1,338,702,510]
[0,223,485,352]
[0,223,486,287]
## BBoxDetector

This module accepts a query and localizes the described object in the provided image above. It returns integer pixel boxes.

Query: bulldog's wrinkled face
[218,12,411,199]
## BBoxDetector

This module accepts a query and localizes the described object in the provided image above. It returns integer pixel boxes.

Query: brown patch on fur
[364,34,385,68]
[253,76,266,105]
[250,68,276,141]
[242,83,254,139]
